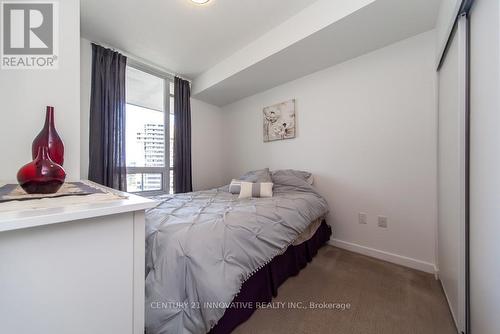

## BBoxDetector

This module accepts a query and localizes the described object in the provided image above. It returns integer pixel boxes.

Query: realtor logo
[1,1,58,69]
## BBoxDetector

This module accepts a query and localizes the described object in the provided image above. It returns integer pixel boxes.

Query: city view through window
[125,66,174,193]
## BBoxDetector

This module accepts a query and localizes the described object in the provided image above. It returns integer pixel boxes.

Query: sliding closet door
[437,14,468,333]
[469,0,500,333]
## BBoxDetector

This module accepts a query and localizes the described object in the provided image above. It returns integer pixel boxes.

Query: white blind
[126,66,164,111]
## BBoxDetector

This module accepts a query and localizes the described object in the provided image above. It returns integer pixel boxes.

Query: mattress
[293,217,323,246]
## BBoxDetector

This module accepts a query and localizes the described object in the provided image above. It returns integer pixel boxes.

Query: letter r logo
[2,3,54,55]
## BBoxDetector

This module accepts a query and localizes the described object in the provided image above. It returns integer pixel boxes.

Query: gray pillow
[271,170,316,194]
[272,169,312,183]
[239,168,272,183]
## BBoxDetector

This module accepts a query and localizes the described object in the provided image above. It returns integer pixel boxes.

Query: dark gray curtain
[173,77,193,193]
[88,44,127,191]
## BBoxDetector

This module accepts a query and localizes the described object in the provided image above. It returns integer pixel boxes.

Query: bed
[144,170,330,334]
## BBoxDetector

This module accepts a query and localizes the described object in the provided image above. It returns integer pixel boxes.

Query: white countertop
[0,181,158,233]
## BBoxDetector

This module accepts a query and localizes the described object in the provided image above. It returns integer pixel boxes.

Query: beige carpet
[233,246,457,334]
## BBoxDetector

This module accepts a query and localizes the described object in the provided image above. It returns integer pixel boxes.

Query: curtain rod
[89,40,193,83]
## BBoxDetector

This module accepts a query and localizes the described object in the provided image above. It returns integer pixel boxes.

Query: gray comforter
[144,176,329,334]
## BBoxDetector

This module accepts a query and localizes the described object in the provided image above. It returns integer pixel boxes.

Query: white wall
[0,0,80,182]
[469,0,500,333]
[190,99,225,190]
[80,38,92,179]
[221,31,438,272]
[80,38,225,190]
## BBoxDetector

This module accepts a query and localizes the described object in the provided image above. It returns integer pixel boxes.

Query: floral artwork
[263,99,296,142]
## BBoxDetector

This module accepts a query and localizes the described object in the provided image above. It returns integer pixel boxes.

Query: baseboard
[328,238,437,274]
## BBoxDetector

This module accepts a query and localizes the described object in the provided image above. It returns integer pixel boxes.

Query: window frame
[125,60,175,196]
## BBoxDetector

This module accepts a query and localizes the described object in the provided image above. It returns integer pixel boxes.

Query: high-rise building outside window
[125,64,175,194]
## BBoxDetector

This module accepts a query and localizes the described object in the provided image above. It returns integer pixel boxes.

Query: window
[125,64,175,194]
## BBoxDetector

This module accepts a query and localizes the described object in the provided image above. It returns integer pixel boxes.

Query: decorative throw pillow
[238,182,274,199]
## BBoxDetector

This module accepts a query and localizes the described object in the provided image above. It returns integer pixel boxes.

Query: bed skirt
[209,220,332,334]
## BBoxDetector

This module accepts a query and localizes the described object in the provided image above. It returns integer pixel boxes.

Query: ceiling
[81,0,442,107]
[80,0,318,78]
[192,0,442,106]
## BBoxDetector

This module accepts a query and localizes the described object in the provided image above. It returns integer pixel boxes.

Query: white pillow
[260,183,274,197]
[238,182,274,199]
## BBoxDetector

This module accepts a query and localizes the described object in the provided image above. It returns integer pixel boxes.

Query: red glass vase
[32,106,64,166]
[17,146,66,194]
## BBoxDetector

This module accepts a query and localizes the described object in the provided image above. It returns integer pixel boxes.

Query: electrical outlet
[359,212,367,224]
[378,216,388,228]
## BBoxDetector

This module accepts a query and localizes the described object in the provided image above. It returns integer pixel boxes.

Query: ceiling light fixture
[191,0,210,4]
